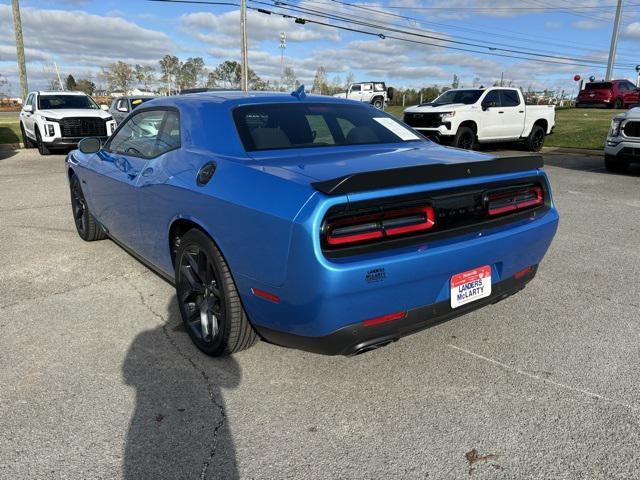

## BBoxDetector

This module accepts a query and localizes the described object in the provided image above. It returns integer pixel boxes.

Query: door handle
[519,110,524,113]
[498,111,504,114]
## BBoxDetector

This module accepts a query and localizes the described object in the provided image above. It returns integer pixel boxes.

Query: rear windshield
[585,82,612,90]
[38,95,99,110]
[431,89,483,106]
[233,103,422,152]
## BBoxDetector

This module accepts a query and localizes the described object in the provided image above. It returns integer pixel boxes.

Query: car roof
[140,90,364,108]
[34,91,88,96]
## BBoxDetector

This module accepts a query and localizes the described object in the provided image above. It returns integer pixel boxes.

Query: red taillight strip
[325,204,435,247]
[487,185,543,217]
[362,311,407,327]
[514,265,534,279]
[251,288,280,304]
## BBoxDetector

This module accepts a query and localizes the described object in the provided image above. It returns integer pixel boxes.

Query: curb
[542,146,603,157]
[0,143,23,151]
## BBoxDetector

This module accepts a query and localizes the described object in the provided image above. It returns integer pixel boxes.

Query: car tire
[614,98,623,109]
[20,123,34,148]
[453,126,475,150]
[372,97,384,109]
[35,128,51,155]
[526,125,545,152]
[175,229,258,356]
[69,174,107,241]
[604,154,630,173]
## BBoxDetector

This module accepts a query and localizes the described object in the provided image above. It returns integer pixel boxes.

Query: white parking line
[447,343,640,412]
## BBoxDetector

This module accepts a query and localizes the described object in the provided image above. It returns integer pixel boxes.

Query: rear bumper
[576,99,611,108]
[256,266,537,355]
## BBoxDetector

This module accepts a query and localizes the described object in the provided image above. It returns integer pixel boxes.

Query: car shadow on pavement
[122,295,241,480]
[0,148,19,161]
[543,153,640,176]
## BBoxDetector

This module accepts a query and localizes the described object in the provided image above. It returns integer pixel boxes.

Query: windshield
[431,89,483,106]
[234,103,422,152]
[585,82,612,90]
[38,95,99,110]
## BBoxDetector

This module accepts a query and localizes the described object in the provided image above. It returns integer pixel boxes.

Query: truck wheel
[35,128,51,155]
[70,174,107,241]
[604,154,629,173]
[20,123,34,148]
[526,125,545,152]
[614,98,623,109]
[372,97,384,109]
[175,229,258,356]
[453,127,475,150]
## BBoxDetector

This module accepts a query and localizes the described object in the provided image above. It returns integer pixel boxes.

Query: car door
[20,94,35,137]
[135,110,182,267]
[479,90,503,140]
[348,84,363,101]
[87,109,167,250]
[498,89,525,138]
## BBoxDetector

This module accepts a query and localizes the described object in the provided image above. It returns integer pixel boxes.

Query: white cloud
[573,20,602,30]
[623,22,640,39]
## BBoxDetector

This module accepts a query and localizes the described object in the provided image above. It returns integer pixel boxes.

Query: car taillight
[486,185,544,217]
[324,204,435,247]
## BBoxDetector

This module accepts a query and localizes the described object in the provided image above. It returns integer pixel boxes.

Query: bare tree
[159,55,180,94]
[282,67,298,91]
[102,61,134,93]
[0,74,8,97]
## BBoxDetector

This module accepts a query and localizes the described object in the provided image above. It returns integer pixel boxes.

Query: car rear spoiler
[311,155,543,195]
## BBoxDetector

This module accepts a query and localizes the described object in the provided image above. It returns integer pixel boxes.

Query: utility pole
[605,0,624,81]
[12,0,28,100]
[279,32,286,90]
[240,0,249,92]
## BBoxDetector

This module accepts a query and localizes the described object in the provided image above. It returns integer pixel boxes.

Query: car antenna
[291,84,306,100]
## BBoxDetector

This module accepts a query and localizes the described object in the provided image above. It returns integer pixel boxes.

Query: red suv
[576,80,640,109]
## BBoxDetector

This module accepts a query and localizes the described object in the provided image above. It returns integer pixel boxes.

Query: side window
[31,94,37,110]
[25,94,33,109]
[117,99,129,112]
[362,83,373,91]
[350,84,361,92]
[501,90,521,107]
[106,110,178,158]
[618,83,628,91]
[483,90,500,107]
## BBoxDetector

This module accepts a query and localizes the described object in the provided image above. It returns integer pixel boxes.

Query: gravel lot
[1,148,639,479]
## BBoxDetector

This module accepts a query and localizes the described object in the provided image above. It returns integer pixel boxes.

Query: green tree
[452,74,460,89]
[75,79,96,96]
[0,74,8,97]
[134,64,156,91]
[101,61,134,93]
[177,57,205,91]
[159,55,181,94]
[65,74,77,91]
[208,60,241,89]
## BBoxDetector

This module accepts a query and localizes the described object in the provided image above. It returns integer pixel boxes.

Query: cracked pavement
[1,149,639,479]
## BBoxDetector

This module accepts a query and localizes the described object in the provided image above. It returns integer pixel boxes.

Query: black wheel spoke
[180,263,204,293]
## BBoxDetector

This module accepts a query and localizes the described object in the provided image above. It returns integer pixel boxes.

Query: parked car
[403,87,555,151]
[108,96,156,124]
[576,80,640,109]
[604,106,640,172]
[19,91,117,155]
[65,91,559,356]
[333,81,393,109]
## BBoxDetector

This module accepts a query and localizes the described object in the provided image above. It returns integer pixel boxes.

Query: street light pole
[240,0,249,92]
[605,0,624,81]
[12,0,28,100]
[279,32,286,90]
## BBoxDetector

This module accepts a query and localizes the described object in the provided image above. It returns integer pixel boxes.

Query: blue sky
[1,0,639,96]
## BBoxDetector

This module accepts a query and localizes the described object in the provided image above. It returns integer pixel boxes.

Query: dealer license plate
[450,266,492,309]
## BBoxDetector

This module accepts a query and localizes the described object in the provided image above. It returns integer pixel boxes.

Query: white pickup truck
[403,87,555,151]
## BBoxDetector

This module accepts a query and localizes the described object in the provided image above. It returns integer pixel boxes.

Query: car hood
[247,142,492,184]
[622,106,640,119]
[36,109,112,119]
[332,93,347,98]
[404,103,472,113]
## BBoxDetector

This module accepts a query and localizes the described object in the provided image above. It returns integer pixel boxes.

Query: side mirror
[100,104,109,111]
[387,87,394,101]
[481,100,496,111]
[23,104,33,113]
[78,137,101,154]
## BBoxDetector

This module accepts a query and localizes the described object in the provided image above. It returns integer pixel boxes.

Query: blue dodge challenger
[65,90,559,356]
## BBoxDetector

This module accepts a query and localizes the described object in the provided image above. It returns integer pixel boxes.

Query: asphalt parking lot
[1,148,639,479]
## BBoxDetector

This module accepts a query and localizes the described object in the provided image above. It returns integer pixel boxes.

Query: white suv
[333,82,393,109]
[20,91,117,155]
